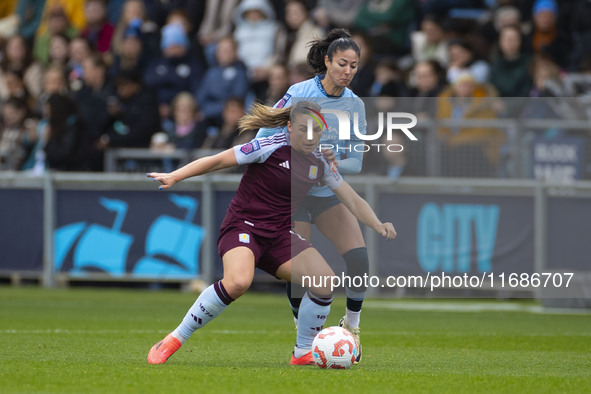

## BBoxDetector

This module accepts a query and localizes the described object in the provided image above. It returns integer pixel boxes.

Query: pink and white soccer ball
[312,326,358,369]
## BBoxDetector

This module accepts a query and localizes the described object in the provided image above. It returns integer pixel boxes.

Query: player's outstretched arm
[333,182,397,240]
[147,149,238,190]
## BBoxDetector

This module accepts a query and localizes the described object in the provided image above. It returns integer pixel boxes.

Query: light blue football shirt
[256,75,367,197]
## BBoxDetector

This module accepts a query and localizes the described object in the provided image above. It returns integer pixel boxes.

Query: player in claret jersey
[146,101,396,366]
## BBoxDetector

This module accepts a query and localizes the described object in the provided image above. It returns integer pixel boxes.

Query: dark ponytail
[307,28,360,74]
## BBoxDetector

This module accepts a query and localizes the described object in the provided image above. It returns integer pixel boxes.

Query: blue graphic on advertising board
[376,194,533,277]
[417,203,500,273]
[134,194,204,276]
[54,193,205,278]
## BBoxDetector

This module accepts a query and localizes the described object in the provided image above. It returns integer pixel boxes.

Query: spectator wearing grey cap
[143,22,204,125]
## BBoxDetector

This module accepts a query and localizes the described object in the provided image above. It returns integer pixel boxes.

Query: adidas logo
[279,161,290,169]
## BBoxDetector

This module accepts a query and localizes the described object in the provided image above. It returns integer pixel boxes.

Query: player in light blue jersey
[256,28,370,363]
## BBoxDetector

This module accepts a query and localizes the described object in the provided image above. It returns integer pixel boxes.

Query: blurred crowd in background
[0,0,590,178]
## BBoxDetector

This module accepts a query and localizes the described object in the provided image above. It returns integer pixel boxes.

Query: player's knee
[222,276,251,298]
[311,287,333,299]
[343,247,369,277]
[306,267,335,297]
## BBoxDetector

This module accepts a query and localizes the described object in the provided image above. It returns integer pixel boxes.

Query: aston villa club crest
[309,165,318,180]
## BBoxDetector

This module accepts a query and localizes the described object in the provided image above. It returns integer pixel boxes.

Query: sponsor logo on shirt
[240,140,261,155]
[239,233,250,243]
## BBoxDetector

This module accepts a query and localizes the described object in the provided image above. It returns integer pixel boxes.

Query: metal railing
[104,117,591,180]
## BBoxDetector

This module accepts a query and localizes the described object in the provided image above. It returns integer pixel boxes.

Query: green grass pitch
[1,286,590,393]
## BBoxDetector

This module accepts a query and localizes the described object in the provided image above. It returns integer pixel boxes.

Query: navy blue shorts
[292,195,342,224]
[217,221,312,277]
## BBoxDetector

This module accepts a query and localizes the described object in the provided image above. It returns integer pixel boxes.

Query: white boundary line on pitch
[0,329,283,335]
[2,328,590,337]
[363,300,591,315]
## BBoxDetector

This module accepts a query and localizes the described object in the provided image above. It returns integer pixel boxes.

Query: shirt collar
[314,75,344,98]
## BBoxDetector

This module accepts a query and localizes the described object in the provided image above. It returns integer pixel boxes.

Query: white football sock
[293,346,310,358]
[345,309,361,328]
[172,281,234,342]
[295,291,332,352]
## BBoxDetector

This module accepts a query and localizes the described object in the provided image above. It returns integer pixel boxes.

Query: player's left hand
[322,148,337,166]
[377,222,397,240]
[147,172,176,190]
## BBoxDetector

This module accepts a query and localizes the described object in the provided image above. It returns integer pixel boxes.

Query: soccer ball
[312,326,358,369]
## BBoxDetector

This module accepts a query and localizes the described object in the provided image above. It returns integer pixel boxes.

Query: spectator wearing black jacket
[75,54,116,170]
[98,69,159,149]
[569,0,591,70]
[530,0,571,69]
[44,93,85,171]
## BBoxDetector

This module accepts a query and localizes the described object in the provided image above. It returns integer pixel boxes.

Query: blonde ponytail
[238,101,323,133]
